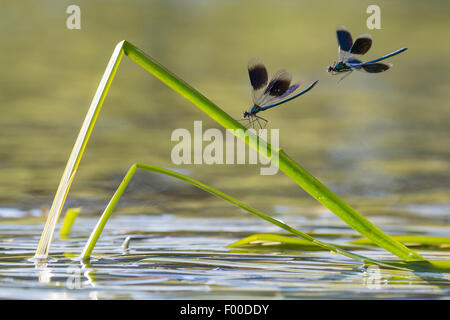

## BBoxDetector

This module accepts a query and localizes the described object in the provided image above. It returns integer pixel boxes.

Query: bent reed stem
[80,163,410,271]
[35,40,425,262]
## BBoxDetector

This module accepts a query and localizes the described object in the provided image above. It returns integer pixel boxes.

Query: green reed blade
[227,233,356,251]
[228,233,450,272]
[351,235,450,248]
[34,41,125,260]
[59,208,81,238]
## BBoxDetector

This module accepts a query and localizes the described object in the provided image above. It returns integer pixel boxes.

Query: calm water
[0,0,448,299]
[0,209,449,299]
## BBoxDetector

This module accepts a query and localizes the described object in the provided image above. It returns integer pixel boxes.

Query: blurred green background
[0,0,448,217]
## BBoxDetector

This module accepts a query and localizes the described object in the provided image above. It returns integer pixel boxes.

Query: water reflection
[37,262,52,284]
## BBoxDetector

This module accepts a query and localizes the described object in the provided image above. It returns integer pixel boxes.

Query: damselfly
[327,25,407,81]
[239,58,318,129]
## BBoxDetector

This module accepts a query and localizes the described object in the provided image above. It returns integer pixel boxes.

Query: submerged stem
[59,208,81,237]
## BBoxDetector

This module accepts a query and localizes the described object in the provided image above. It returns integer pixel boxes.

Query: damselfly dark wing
[344,34,372,62]
[264,71,291,96]
[256,70,296,107]
[336,25,353,60]
[277,82,301,99]
[360,62,392,73]
[350,34,372,55]
[248,57,268,104]
[248,57,268,90]
[259,81,302,108]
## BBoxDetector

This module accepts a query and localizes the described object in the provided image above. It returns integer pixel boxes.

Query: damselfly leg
[338,70,353,83]
[237,115,267,129]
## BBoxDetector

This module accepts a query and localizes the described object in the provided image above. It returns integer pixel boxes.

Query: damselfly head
[327,62,336,73]
[243,111,250,118]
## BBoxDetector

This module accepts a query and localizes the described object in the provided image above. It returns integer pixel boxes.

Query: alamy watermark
[171,121,280,175]
[366,5,381,30]
[66,5,81,30]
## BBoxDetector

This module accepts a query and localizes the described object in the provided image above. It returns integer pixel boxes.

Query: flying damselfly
[327,25,407,81]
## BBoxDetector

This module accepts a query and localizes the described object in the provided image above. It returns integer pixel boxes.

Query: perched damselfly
[240,57,318,128]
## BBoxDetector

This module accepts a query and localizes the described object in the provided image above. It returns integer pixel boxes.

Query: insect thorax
[249,105,260,114]
[328,61,349,73]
